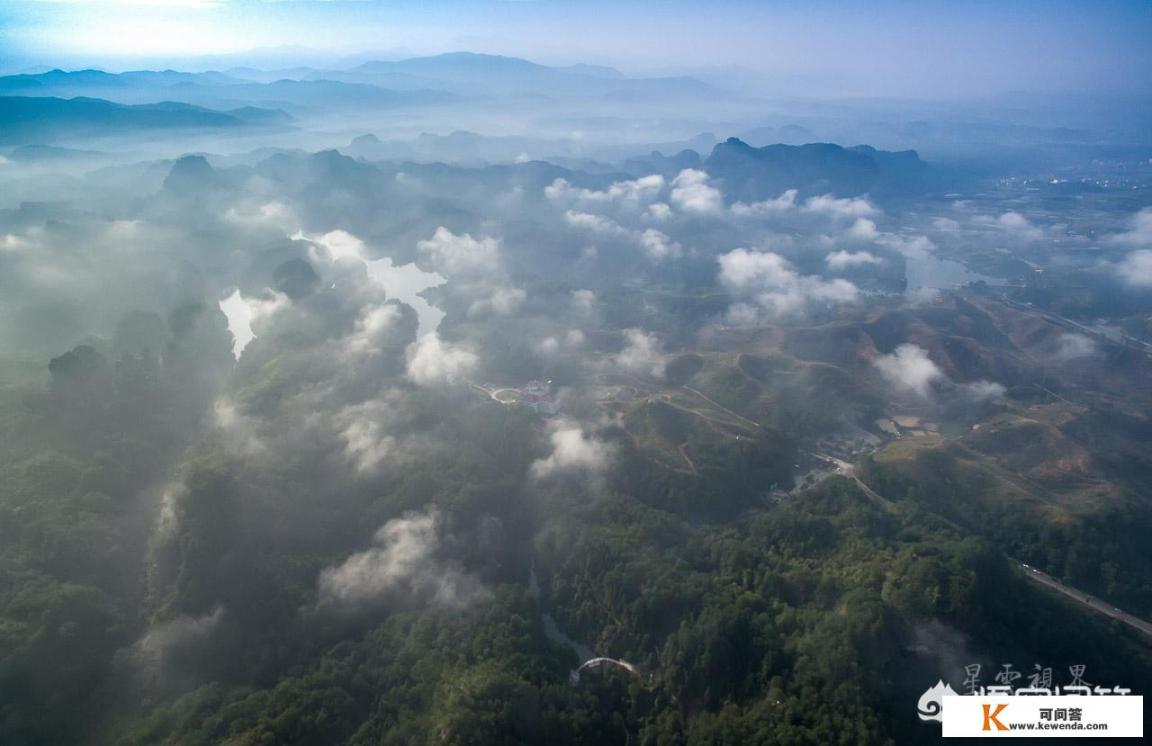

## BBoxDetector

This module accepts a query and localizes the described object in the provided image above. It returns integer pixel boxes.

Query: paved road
[1000,296,1152,358]
[1015,561,1152,640]
[813,451,1152,640]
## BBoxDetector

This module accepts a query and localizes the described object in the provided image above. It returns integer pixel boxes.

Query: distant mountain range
[346,52,721,99]
[0,68,245,93]
[5,143,111,163]
[0,69,457,113]
[0,96,290,144]
[0,52,726,112]
[0,54,967,193]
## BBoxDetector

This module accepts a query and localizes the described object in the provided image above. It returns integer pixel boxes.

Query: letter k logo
[982,703,1009,731]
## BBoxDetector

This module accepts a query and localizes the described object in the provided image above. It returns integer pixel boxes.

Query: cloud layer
[873,344,944,397]
[318,511,486,609]
[531,425,614,479]
[405,333,478,386]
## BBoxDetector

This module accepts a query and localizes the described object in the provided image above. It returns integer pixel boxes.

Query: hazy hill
[353,52,722,100]
[0,96,287,144]
[5,144,109,162]
[0,68,456,114]
[0,68,248,96]
[706,137,938,199]
[204,79,458,112]
[611,137,946,198]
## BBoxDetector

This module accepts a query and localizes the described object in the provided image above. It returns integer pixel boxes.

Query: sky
[1,0,1150,98]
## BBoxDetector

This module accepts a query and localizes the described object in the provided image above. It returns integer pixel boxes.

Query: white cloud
[718,248,794,290]
[1108,207,1152,249]
[638,228,680,260]
[309,228,366,263]
[537,329,585,356]
[959,379,1006,401]
[646,202,673,221]
[724,303,761,325]
[134,606,224,664]
[333,393,412,473]
[565,209,629,237]
[337,422,392,474]
[826,250,883,269]
[847,217,879,240]
[718,248,859,318]
[564,212,680,260]
[344,302,403,359]
[571,289,596,315]
[803,194,877,219]
[154,482,188,542]
[754,278,858,316]
[318,511,486,608]
[417,227,500,275]
[997,211,1044,240]
[614,328,665,378]
[212,397,267,457]
[874,344,944,398]
[405,333,478,386]
[467,287,527,317]
[670,169,724,214]
[1116,249,1152,286]
[212,397,246,431]
[731,189,798,217]
[1054,333,1098,361]
[882,233,936,259]
[530,425,614,478]
[545,174,664,205]
[0,233,31,253]
[875,345,1005,402]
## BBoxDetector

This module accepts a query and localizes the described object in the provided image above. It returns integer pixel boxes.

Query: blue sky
[1,0,1149,97]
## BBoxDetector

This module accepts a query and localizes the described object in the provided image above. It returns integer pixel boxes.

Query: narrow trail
[681,385,763,431]
[657,396,753,435]
[677,442,699,475]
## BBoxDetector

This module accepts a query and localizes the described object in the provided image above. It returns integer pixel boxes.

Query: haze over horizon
[2,0,1151,98]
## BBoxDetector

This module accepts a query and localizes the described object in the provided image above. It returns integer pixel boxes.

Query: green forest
[2,319,1150,744]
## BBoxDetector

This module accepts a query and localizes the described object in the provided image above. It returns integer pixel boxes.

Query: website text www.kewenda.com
[1008,722,1108,731]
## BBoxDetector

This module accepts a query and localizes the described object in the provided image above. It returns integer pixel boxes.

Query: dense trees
[0,303,233,745]
[860,448,1152,616]
[6,318,1152,745]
